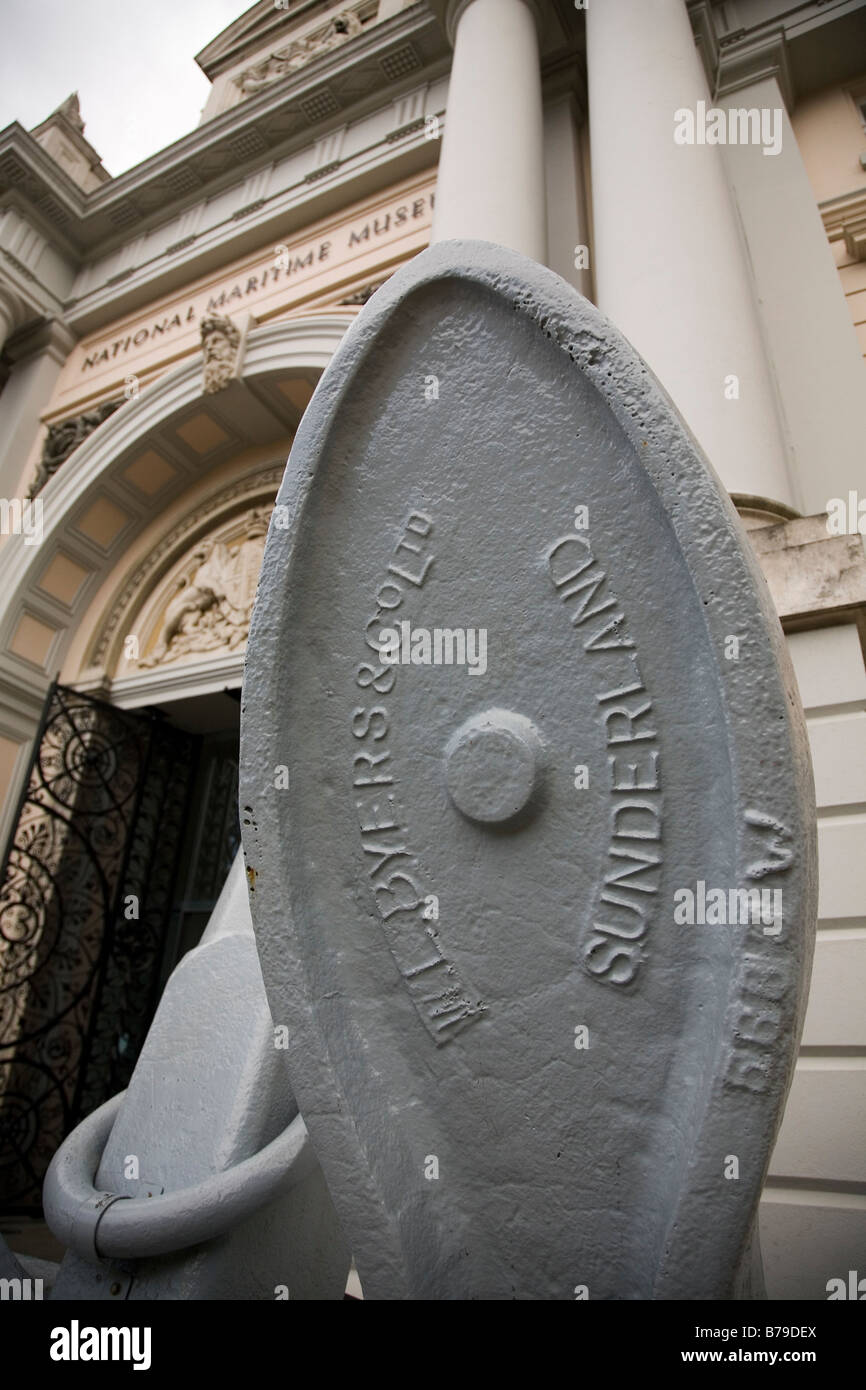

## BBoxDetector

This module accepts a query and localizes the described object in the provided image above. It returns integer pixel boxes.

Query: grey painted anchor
[240,239,817,1300]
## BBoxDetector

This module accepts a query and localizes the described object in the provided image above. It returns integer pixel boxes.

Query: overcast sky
[0,0,253,176]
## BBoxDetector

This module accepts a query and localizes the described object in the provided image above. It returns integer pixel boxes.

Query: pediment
[195,0,335,80]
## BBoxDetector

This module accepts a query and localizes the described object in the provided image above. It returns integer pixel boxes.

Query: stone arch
[0,312,353,846]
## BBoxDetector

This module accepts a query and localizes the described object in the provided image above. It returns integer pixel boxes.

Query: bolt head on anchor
[444,709,544,825]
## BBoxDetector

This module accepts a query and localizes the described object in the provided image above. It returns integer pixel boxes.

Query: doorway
[153,690,242,989]
[0,683,240,1213]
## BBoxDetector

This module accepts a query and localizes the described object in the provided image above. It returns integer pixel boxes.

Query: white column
[719,77,866,517]
[587,0,796,509]
[432,0,547,261]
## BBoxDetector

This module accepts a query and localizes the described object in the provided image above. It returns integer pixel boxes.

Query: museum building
[0,0,864,1298]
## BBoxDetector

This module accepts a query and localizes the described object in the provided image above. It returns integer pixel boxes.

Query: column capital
[716,27,793,111]
[6,315,77,366]
[687,3,793,110]
[443,0,544,47]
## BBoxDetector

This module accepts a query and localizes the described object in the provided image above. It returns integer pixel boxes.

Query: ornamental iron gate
[0,684,198,1213]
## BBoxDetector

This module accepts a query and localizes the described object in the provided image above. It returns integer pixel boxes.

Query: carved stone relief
[234,9,364,95]
[139,507,270,668]
[201,314,242,394]
[339,279,387,306]
[29,399,121,496]
[85,467,282,678]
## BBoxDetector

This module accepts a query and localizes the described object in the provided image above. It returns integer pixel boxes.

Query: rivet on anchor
[444,708,544,825]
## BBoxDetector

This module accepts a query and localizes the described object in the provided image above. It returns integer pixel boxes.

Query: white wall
[761,623,866,1299]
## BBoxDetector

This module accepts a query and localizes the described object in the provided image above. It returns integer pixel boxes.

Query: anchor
[12,241,815,1301]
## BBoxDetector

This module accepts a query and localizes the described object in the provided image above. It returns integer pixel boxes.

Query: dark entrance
[0,683,239,1213]
[158,725,241,991]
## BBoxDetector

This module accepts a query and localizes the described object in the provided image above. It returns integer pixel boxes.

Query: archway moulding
[0,311,351,840]
[0,313,352,700]
[77,466,283,690]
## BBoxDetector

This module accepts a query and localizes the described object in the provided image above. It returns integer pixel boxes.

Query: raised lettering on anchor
[724,810,796,1093]
[352,512,486,1044]
[546,532,663,988]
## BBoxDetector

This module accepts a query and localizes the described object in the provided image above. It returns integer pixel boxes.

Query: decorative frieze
[29,398,121,496]
[234,9,365,96]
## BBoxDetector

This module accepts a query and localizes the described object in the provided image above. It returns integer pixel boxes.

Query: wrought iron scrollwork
[0,684,197,1212]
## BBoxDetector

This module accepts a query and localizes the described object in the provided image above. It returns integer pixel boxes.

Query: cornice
[715,26,793,112]
[688,0,866,111]
[0,125,89,257]
[64,155,438,337]
[686,3,794,111]
[0,4,448,260]
[5,315,78,366]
